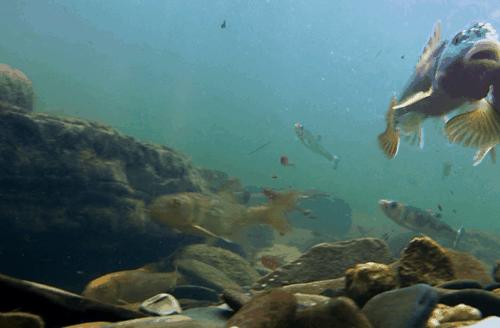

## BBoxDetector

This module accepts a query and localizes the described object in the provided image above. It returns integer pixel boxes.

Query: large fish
[294,122,340,167]
[148,189,298,241]
[378,199,463,247]
[378,22,500,165]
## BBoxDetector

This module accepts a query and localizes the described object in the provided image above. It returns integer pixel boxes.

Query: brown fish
[148,189,299,241]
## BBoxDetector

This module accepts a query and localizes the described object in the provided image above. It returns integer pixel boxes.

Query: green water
[1,0,500,233]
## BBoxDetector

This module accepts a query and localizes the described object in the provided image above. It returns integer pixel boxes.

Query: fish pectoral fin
[401,113,425,149]
[378,127,400,158]
[393,88,433,111]
[378,97,400,158]
[403,126,424,149]
[445,99,500,148]
[473,145,496,166]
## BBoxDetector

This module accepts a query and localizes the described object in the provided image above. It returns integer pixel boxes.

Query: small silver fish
[294,122,340,167]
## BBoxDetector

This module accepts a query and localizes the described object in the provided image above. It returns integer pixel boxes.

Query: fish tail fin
[378,97,400,158]
[453,226,465,248]
[242,189,298,235]
[445,99,500,148]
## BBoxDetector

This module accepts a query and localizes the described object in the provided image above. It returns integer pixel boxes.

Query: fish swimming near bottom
[378,199,464,247]
[148,189,299,241]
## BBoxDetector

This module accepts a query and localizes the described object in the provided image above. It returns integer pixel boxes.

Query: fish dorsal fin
[415,21,442,74]
[393,87,433,110]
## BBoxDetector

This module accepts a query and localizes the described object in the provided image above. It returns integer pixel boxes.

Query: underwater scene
[3,0,500,327]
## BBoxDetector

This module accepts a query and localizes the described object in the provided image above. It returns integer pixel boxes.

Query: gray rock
[174,244,259,287]
[362,284,438,328]
[254,238,393,290]
[176,259,243,293]
[140,293,182,316]
[183,304,233,328]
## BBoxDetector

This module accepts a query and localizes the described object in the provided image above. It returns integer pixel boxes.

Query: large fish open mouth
[464,40,500,62]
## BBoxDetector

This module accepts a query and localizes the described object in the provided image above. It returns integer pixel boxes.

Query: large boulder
[254,238,393,290]
[0,108,207,291]
[398,237,492,287]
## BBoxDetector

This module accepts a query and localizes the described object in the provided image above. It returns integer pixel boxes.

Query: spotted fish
[378,199,463,248]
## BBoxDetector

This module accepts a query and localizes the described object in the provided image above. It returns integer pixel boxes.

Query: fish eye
[452,32,464,45]
[389,201,398,209]
[171,198,182,208]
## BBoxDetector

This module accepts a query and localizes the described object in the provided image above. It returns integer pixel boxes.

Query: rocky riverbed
[2,236,500,327]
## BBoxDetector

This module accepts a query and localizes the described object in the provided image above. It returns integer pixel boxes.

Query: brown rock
[398,236,455,287]
[0,312,44,328]
[398,237,492,287]
[446,250,492,285]
[255,238,393,290]
[82,269,178,304]
[227,289,297,328]
[293,296,373,328]
[345,262,398,306]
